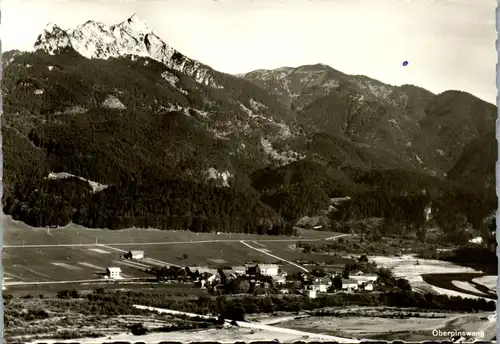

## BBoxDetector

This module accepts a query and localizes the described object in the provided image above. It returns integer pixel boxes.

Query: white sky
[0,0,497,103]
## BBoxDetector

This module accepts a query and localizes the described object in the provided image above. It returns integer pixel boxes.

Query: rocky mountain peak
[33,14,222,88]
[128,13,141,23]
[115,13,151,36]
[45,22,58,32]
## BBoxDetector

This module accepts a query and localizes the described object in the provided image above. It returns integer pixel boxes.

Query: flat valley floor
[2,216,497,342]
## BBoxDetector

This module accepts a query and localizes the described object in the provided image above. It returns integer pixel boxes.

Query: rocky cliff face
[34,14,222,88]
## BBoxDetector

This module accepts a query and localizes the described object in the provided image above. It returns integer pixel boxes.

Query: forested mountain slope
[1,14,495,237]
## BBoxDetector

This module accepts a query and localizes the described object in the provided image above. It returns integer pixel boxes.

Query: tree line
[3,176,294,235]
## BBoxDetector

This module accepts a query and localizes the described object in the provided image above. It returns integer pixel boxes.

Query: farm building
[272,274,287,284]
[217,269,237,282]
[246,264,261,276]
[232,266,247,275]
[257,264,279,276]
[189,266,218,275]
[199,273,217,288]
[350,274,378,284]
[106,267,122,279]
[311,277,331,292]
[124,250,144,259]
[341,278,359,292]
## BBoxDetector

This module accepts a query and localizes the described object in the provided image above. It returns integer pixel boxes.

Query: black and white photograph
[0,0,497,342]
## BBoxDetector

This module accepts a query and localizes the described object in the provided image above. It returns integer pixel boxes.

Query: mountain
[243,65,497,177]
[447,134,496,194]
[34,14,222,88]
[1,14,496,236]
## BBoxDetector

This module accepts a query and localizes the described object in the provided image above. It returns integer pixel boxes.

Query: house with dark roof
[124,250,144,259]
[341,278,358,292]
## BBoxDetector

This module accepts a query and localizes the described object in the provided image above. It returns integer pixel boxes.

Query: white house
[311,278,331,293]
[307,289,317,298]
[258,264,280,276]
[126,250,144,259]
[341,278,358,292]
[189,266,218,275]
[364,282,374,291]
[350,274,378,285]
[106,267,122,279]
[232,266,247,276]
[272,274,287,285]
[199,273,217,288]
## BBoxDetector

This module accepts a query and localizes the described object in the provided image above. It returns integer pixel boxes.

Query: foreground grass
[3,292,218,342]
[4,283,496,342]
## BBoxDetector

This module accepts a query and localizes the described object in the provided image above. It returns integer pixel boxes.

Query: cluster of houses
[190,263,287,288]
[190,262,377,298]
[303,271,377,298]
[101,249,378,299]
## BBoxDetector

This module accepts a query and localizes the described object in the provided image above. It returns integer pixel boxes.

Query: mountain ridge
[1,14,496,237]
[243,64,496,179]
[34,14,223,89]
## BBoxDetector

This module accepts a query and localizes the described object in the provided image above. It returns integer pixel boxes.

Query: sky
[0,0,497,104]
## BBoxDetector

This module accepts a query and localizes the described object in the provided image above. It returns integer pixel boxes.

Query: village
[98,249,380,299]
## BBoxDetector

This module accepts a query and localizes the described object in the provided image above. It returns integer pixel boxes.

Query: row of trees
[3,175,298,235]
[86,289,496,320]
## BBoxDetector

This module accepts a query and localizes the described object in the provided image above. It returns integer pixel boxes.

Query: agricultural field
[3,216,340,246]
[2,215,348,287]
[253,240,353,265]
[109,241,278,269]
[3,246,153,283]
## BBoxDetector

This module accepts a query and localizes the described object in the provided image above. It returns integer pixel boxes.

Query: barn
[106,267,122,279]
[125,250,145,259]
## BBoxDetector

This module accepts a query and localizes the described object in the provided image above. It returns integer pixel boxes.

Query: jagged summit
[45,22,57,32]
[117,13,151,36]
[34,14,222,88]
[129,13,140,22]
